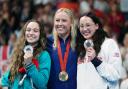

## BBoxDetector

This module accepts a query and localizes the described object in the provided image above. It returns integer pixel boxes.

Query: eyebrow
[26,27,40,29]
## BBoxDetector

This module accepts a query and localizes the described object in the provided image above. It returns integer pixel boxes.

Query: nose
[80,27,88,31]
[84,25,89,30]
[80,27,89,34]
[58,21,63,25]
[29,30,34,35]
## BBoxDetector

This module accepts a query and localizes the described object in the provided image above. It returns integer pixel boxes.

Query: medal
[84,40,94,48]
[57,39,70,82]
[59,71,69,81]
[24,45,33,54]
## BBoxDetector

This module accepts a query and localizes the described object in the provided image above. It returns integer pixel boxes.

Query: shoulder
[47,35,54,43]
[101,38,120,56]
[39,51,50,58]
[38,51,51,62]
[46,35,54,49]
[102,38,118,47]
[37,51,51,68]
[104,38,117,44]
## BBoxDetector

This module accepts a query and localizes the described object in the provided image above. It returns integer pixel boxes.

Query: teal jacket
[0,51,51,89]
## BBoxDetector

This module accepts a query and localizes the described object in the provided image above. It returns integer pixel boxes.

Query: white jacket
[77,38,123,89]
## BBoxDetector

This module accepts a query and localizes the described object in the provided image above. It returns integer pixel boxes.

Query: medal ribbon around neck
[57,39,70,72]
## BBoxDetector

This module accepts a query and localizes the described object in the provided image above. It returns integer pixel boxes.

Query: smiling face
[79,16,99,40]
[54,11,72,38]
[25,22,40,44]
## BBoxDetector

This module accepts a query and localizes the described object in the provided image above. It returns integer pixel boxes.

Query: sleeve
[96,39,123,82]
[46,35,54,54]
[25,51,51,89]
[0,71,10,87]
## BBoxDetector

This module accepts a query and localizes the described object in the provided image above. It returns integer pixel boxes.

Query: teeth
[82,30,90,34]
[58,28,64,30]
[58,27,63,28]
[28,36,35,39]
[57,25,64,28]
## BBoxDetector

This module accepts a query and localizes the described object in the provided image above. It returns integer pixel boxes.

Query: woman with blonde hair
[0,19,51,89]
[47,8,77,89]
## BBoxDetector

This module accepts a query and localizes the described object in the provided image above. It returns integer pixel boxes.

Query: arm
[25,51,51,89]
[96,39,123,82]
[0,71,10,87]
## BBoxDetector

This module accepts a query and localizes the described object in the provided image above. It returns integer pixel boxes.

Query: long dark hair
[77,12,109,59]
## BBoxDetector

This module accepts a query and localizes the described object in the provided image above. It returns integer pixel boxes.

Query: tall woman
[47,8,77,89]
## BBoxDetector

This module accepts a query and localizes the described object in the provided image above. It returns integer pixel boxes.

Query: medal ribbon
[57,39,70,72]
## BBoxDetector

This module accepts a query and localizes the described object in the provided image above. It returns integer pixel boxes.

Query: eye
[33,28,39,32]
[26,28,31,31]
[80,24,84,28]
[55,19,60,22]
[86,24,91,27]
[62,19,66,22]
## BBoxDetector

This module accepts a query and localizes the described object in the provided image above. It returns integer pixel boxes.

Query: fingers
[86,47,96,61]
[24,52,33,60]
[24,52,33,64]
[86,47,95,56]
[86,47,93,52]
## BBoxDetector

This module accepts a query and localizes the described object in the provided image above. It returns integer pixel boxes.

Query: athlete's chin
[83,35,92,39]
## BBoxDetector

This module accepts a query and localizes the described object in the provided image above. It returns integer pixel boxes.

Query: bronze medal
[57,39,70,82]
[59,71,68,81]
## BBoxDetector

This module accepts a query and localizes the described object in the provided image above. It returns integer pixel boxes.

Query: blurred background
[0,0,128,89]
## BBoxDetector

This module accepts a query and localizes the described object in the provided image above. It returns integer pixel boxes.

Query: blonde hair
[53,8,77,50]
[9,19,46,82]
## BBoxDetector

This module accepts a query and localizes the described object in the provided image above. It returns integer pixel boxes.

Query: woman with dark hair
[0,20,51,89]
[77,12,123,89]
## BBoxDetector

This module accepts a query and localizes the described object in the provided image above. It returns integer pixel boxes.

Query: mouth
[57,28,64,30]
[56,25,65,30]
[27,35,36,39]
[81,30,91,36]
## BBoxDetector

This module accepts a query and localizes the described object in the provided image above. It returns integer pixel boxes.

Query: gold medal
[59,71,68,81]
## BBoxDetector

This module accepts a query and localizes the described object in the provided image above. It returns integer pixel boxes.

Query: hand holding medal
[84,40,94,62]
[23,45,33,64]
[19,45,33,86]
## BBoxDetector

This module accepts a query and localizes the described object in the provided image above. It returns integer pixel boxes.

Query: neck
[125,45,128,48]
[59,33,70,43]
[29,42,38,48]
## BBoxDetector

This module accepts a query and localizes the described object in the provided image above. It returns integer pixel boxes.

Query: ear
[95,24,99,30]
